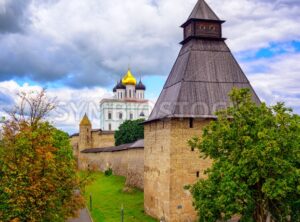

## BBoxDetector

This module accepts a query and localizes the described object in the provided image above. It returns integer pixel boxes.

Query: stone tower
[79,113,92,151]
[143,0,260,221]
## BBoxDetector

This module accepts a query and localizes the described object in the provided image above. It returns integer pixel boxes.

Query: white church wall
[100,100,150,131]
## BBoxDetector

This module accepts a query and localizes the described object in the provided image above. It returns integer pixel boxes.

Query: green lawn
[83,172,157,222]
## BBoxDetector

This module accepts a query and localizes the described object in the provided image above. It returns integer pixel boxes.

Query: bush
[104,168,113,176]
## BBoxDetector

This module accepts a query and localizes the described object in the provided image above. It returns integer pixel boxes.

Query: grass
[83,172,157,222]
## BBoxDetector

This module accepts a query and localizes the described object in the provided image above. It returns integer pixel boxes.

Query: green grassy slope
[84,172,157,222]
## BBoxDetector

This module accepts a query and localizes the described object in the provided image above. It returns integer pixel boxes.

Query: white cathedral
[99,69,150,131]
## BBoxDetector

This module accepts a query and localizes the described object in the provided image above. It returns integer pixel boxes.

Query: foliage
[84,172,156,222]
[189,88,300,222]
[104,168,113,177]
[114,119,144,146]
[0,90,85,222]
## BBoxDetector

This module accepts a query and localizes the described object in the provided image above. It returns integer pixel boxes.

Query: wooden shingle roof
[81,139,144,153]
[146,1,260,123]
[188,0,220,21]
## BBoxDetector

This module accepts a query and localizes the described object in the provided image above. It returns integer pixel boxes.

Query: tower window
[119,112,123,120]
[189,118,194,128]
[108,112,112,120]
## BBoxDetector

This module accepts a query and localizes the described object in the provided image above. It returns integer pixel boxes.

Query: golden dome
[80,113,91,126]
[122,69,137,85]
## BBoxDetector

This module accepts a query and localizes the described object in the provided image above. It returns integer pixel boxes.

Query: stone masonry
[144,119,212,222]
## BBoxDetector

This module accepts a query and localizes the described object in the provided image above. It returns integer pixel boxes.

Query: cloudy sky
[0,0,300,133]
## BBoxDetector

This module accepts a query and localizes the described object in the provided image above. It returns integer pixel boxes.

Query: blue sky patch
[237,40,300,62]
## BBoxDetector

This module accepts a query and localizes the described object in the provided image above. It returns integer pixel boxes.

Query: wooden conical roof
[146,1,260,122]
[80,113,91,126]
[188,0,220,21]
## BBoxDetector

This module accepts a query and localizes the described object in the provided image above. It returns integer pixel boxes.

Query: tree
[0,90,85,222]
[114,119,144,146]
[188,88,300,222]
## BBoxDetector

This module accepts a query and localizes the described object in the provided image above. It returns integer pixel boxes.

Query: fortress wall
[71,132,115,154]
[92,132,115,148]
[125,149,144,189]
[78,148,144,190]
[70,136,79,156]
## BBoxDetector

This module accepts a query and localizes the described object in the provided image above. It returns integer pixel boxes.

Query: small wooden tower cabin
[143,0,260,221]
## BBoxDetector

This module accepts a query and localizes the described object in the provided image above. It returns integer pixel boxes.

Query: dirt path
[68,208,93,222]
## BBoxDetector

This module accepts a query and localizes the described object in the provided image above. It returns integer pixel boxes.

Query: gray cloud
[0,0,184,87]
[0,0,32,33]
[0,0,299,89]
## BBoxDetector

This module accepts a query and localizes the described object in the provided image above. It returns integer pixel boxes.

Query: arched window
[119,112,123,120]
[130,113,133,120]
[109,123,112,131]
[108,112,112,120]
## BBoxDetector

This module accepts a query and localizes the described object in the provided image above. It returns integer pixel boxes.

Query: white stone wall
[100,100,150,131]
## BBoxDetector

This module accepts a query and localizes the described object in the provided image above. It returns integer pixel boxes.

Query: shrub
[104,168,113,176]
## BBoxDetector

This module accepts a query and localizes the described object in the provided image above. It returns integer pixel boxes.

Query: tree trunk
[254,203,269,222]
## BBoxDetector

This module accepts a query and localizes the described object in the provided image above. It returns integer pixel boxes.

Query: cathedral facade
[99,69,150,131]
